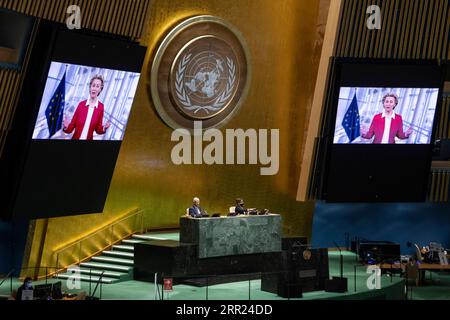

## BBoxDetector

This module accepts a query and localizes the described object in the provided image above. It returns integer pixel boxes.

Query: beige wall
[22,0,330,272]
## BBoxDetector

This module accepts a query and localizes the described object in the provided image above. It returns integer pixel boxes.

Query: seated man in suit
[234,198,248,216]
[188,197,208,218]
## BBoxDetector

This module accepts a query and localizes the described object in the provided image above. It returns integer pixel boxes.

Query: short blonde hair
[89,74,104,93]
[382,93,398,106]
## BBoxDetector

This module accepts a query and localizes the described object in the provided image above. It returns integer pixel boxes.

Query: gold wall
[19,0,328,271]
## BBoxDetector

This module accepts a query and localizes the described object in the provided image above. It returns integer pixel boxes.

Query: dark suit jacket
[235,205,247,215]
[188,206,205,218]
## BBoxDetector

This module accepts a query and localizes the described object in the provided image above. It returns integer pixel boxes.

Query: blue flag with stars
[341,94,360,142]
[45,72,66,138]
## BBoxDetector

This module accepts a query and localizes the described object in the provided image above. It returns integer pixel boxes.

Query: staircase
[56,233,169,284]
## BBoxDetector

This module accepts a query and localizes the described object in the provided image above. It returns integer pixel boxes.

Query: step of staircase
[132,234,167,241]
[58,232,175,285]
[80,262,132,272]
[91,256,134,266]
[103,250,134,258]
[112,244,134,252]
[56,273,116,284]
[122,239,146,245]
[66,268,126,279]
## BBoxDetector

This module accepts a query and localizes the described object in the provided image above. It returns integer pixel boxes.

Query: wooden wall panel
[335,0,449,59]
[0,0,149,39]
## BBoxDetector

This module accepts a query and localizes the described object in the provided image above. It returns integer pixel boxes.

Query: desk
[380,263,450,285]
[180,214,282,258]
[380,263,450,270]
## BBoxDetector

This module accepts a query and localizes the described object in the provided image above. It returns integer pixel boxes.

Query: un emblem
[303,249,312,261]
[150,16,250,129]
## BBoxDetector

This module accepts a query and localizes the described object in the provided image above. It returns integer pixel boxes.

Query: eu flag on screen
[45,72,66,138]
[341,94,360,143]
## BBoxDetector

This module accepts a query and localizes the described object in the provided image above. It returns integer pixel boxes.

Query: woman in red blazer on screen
[361,93,412,144]
[63,74,111,140]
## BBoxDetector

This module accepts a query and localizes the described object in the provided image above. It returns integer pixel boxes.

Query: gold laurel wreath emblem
[175,53,236,115]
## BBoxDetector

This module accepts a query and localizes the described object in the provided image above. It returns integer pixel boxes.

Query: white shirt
[381,110,395,144]
[80,98,98,140]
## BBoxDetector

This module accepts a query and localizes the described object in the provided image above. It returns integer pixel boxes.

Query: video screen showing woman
[32,61,141,141]
[333,87,439,144]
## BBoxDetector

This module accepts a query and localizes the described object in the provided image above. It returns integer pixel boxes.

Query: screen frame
[317,58,445,202]
[0,19,147,220]
[326,59,444,148]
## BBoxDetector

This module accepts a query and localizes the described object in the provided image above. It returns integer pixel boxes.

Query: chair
[438,251,448,265]
[405,261,419,286]
[229,206,235,214]
[429,242,444,262]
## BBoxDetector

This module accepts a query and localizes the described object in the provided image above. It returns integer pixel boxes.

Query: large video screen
[333,87,439,144]
[317,59,444,202]
[32,61,140,140]
[0,20,147,220]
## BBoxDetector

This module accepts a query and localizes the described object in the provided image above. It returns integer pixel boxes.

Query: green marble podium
[180,214,282,258]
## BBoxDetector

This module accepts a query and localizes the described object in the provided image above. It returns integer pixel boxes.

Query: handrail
[90,270,105,300]
[52,208,144,277]
[54,207,143,253]
[0,269,15,292]
[0,269,14,286]
[16,266,60,281]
